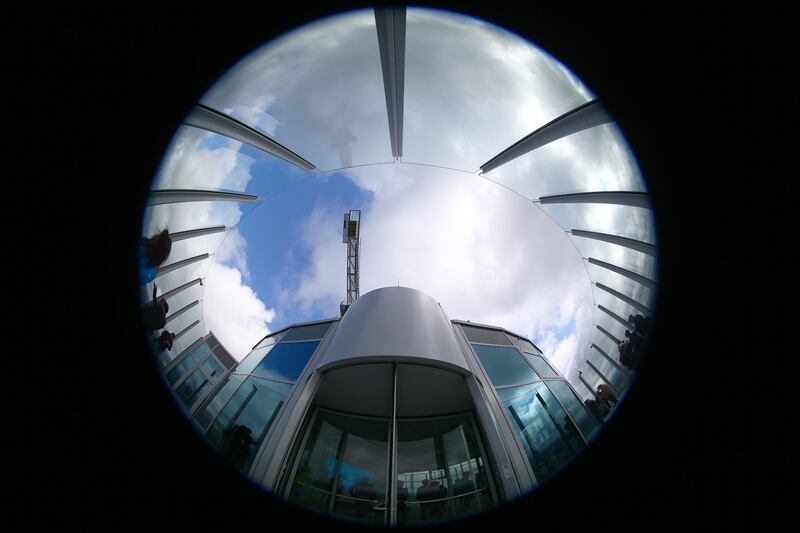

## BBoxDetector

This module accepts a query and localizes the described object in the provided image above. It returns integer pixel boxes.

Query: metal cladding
[317,286,471,373]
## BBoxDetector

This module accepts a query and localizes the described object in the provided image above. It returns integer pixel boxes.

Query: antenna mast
[340,209,361,316]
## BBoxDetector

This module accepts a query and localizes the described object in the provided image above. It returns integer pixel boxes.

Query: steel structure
[341,209,361,315]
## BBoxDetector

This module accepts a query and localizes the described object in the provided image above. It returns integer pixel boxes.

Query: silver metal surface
[155,253,209,278]
[480,99,612,173]
[160,278,202,301]
[375,6,406,158]
[595,282,654,316]
[164,299,200,324]
[588,257,657,289]
[597,304,635,330]
[147,188,259,206]
[585,359,621,399]
[184,103,316,172]
[539,191,650,208]
[169,225,227,242]
[596,324,621,345]
[571,229,657,256]
[590,343,632,382]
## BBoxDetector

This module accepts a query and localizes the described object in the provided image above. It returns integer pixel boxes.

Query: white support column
[156,253,210,278]
[588,258,657,290]
[160,278,202,301]
[169,226,226,242]
[597,304,635,330]
[165,300,200,324]
[595,282,654,317]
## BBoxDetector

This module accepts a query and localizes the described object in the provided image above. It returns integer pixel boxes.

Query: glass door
[395,413,494,526]
[287,409,390,526]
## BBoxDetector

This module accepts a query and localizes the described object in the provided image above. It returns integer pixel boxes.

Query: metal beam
[480,99,612,173]
[169,225,226,242]
[147,189,259,206]
[591,343,632,382]
[375,6,406,158]
[174,320,200,341]
[156,253,210,278]
[596,324,621,345]
[184,103,316,172]
[595,282,654,317]
[539,191,650,209]
[597,304,634,330]
[161,278,203,301]
[165,300,200,324]
[570,229,657,256]
[585,359,621,399]
[588,258,657,290]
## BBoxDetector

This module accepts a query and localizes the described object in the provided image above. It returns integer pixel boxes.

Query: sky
[141,7,656,393]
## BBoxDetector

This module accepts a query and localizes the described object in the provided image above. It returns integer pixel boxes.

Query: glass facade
[192,325,331,475]
[472,344,540,386]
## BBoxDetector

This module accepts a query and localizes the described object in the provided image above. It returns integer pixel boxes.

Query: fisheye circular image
[138,6,657,527]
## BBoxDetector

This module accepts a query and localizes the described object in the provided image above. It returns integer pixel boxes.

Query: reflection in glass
[201,356,224,380]
[472,344,540,387]
[175,368,210,409]
[252,341,320,382]
[545,380,599,440]
[498,382,584,481]
[526,353,559,378]
[396,415,494,526]
[195,374,246,431]
[280,321,333,342]
[205,377,292,473]
[289,410,389,525]
[461,325,512,345]
[166,342,209,384]
[235,344,276,376]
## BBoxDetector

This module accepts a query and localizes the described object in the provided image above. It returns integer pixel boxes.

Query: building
[173,286,603,526]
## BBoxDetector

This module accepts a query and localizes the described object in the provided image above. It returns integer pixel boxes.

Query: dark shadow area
[14,1,740,529]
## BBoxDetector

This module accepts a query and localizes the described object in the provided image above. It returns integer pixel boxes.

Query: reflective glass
[175,368,210,409]
[201,10,392,172]
[510,335,540,355]
[201,355,224,380]
[252,341,320,382]
[542,203,656,245]
[236,344,276,376]
[280,321,333,342]
[205,377,292,473]
[461,325,511,345]
[254,330,285,350]
[396,415,494,525]
[526,354,559,378]
[195,374,246,431]
[546,380,599,440]
[404,8,593,172]
[289,410,389,525]
[497,382,584,481]
[166,343,208,384]
[472,344,539,387]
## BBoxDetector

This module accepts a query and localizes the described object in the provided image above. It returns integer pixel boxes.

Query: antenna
[340,209,361,316]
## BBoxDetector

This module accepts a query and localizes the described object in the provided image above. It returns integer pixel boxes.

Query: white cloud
[278,165,595,383]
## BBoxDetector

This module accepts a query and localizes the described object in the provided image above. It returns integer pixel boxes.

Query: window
[497,382,584,480]
[461,325,512,345]
[545,380,599,440]
[175,368,210,409]
[195,374,246,431]
[280,321,333,342]
[205,377,292,474]
[526,353,559,378]
[471,344,539,387]
[252,341,320,382]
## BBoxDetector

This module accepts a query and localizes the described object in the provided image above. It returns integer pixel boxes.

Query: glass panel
[194,374,246,431]
[510,335,539,355]
[200,10,392,172]
[498,382,584,481]
[175,368,210,409]
[166,343,207,384]
[546,380,599,440]
[252,341,320,382]
[289,410,389,526]
[472,344,540,387]
[280,321,333,342]
[461,325,511,345]
[403,8,594,172]
[543,203,657,245]
[236,344,276,376]
[396,415,494,526]
[205,377,292,474]
[254,330,286,350]
[526,354,559,378]
[201,355,224,380]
